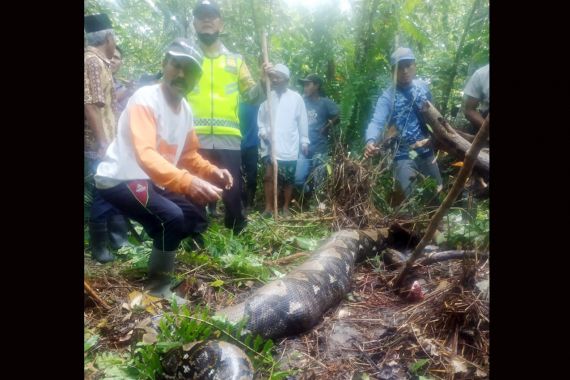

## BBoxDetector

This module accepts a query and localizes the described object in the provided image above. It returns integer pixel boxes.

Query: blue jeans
[393,154,442,197]
[99,180,208,251]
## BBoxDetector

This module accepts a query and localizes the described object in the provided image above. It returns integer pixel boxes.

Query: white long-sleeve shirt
[257,89,309,161]
[94,84,217,193]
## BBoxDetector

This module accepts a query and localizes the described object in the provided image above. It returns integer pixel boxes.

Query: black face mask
[197,32,219,46]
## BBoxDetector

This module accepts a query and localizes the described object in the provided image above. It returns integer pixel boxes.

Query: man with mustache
[364,47,442,199]
[187,0,270,233]
[94,38,233,304]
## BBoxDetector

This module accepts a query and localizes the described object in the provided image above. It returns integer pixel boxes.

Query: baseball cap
[298,73,323,87]
[193,0,221,18]
[165,38,204,72]
[390,47,415,66]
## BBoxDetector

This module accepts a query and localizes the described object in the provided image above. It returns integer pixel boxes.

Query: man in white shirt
[258,64,309,217]
[462,64,489,134]
[95,39,232,303]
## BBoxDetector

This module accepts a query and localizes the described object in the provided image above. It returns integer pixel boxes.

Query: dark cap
[298,73,323,87]
[85,14,113,33]
[193,0,221,18]
[165,38,204,72]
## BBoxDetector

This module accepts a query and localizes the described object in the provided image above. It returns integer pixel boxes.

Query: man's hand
[213,168,233,190]
[186,177,223,205]
[261,62,273,76]
[301,143,309,157]
[363,141,380,158]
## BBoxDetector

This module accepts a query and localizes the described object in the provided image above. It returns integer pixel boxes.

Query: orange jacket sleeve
[129,104,195,194]
[178,129,219,184]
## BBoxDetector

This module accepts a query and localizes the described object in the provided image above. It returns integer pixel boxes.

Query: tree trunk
[422,101,489,176]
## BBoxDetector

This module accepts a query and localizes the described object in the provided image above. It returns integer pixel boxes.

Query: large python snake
[159,229,389,379]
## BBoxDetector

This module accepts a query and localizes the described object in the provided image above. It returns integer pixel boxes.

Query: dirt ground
[85,247,489,380]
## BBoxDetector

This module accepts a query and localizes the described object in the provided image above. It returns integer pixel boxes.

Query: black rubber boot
[89,221,114,263]
[107,215,131,250]
[146,248,188,305]
[207,202,221,218]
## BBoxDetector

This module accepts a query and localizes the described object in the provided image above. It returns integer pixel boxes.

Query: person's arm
[462,70,485,130]
[84,58,111,157]
[321,99,340,135]
[238,60,263,104]
[298,97,309,156]
[364,89,392,158]
[128,103,222,203]
[178,129,233,190]
[463,96,485,129]
[239,60,276,105]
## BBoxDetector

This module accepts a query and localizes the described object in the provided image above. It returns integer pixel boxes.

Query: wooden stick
[84,280,111,310]
[393,114,490,288]
[422,101,489,176]
[264,252,308,266]
[261,30,278,221]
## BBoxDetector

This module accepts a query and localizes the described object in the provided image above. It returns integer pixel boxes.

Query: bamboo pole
[261,30,278,220]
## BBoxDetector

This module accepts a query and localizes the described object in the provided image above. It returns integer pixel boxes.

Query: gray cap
[272,63,290,79]
[165,38,203,72]
[390,47,415,66]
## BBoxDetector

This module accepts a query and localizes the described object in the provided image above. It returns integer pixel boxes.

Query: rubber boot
[207,201,221,218]
[89,221,114,263]
[146,248,188,305]
[107,215,131,250]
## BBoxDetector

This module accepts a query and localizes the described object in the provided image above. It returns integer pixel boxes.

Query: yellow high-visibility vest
[187,53,242,139]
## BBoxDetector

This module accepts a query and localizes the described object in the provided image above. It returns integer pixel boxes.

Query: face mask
[197,32,219,46]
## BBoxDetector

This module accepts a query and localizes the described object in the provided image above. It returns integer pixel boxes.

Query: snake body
[216,229,387,339]
[161,229,388,378]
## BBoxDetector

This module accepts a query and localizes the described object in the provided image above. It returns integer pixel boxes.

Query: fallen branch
[84,280,111,310]
[422,101,489,176]
[383,249,488,269]
[419,250,488,266]
[264,252,308,266]
[393,115,490,289]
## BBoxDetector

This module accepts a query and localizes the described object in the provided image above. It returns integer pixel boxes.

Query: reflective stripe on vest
[187,53,242,138]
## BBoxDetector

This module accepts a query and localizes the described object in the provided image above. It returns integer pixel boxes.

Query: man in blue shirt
[364,47,442,197]
[295,74,339,194]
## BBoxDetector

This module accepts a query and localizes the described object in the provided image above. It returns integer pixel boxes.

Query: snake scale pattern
[161,229,388,379]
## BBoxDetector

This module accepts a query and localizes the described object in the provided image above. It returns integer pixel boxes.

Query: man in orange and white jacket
[95,38,232,304]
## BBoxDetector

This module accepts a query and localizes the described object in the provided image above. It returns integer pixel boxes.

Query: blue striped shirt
[365,79,433,160]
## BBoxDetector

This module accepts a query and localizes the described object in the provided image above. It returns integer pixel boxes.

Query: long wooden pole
[261,30,278,220]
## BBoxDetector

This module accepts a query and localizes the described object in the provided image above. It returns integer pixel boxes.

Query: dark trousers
[241,146,259,208]
[85,157,122,223]
[198,148,246,233]
[99,180,208,251]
